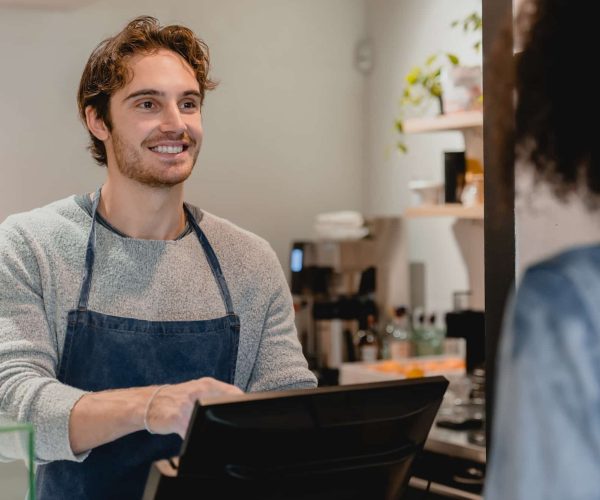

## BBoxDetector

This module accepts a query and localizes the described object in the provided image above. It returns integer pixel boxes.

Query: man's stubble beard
[111,129,199,188]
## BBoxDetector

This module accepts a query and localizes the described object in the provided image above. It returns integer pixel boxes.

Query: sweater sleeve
[485,266,600,500]
[245,248,317,393]
[0,222,90,463]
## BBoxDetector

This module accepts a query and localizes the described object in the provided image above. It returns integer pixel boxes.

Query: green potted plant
[395,12,482,153]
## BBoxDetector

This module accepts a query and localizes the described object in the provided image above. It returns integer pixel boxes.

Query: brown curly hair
[509,0,597,204]
[78,16,217,166]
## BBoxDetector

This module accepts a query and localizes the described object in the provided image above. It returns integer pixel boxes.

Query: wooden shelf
[404,204,484,219]
[403,111,483,133]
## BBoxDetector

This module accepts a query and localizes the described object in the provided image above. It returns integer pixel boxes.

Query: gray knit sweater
[0,195,316,463]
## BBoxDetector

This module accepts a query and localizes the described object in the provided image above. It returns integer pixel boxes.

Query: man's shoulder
[1,195,88,245]
[187,207,282,281]
[190,206,273,254]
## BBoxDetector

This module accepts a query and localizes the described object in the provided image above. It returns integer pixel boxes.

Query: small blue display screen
[290,248,303,273]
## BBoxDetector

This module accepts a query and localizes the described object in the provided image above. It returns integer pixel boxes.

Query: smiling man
[0,16,316,500]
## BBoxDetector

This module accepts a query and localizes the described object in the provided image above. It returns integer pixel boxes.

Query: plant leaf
[425,54,438,66]
[446,53,460,65]
[406,66,421,84]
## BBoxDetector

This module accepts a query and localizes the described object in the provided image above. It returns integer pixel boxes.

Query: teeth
[152,145,184,154]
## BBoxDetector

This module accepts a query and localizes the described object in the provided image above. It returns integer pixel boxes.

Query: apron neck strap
[184,203,235,315]
[77,187,101,311]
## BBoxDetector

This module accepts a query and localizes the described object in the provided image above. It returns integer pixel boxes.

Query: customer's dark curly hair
[78,16,217,166]
[510,0,597,204]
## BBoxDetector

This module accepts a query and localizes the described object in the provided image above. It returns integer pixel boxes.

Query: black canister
[444,151,466,203]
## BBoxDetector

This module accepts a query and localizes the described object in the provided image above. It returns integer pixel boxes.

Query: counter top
[425,424,486,463]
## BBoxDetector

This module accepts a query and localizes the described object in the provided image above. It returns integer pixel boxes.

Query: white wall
[0,0,366,265]
[363,0,483,314]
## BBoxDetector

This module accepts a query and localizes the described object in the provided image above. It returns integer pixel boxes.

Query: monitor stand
[143,457,414,500]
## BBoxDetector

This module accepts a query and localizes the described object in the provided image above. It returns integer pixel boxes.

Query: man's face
[103,49,203,188]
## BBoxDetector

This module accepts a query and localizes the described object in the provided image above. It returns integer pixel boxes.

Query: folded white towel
[314,223,369,241]
[314,210,364,227]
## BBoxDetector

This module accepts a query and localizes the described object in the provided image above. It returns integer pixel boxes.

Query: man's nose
[159,103,186,133]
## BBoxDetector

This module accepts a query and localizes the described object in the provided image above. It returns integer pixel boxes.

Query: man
[0,16,316,500]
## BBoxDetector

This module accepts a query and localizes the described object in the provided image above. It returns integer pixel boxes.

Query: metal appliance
[290,217,407,384]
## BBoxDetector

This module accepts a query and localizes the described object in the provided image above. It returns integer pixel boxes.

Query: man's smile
[149,144,189,155]
[150,145,184,153]
[146,140,193,159]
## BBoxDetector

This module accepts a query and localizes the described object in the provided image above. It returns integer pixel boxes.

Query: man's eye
[181,101,198,110]
[138,101,154,109]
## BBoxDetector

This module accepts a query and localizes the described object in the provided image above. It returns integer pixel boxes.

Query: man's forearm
[68,378,244,455]
[69,386,155,455]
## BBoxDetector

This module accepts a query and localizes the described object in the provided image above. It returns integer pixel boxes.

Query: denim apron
[36,191,240,500]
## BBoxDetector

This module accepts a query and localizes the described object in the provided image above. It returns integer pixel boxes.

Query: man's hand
[144,378,244,438]
[69,378,243,454]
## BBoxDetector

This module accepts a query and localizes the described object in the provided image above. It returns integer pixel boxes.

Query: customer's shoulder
[1,195,88,243]
[518,244,600,311]
[507,246,600,357]
[525,244,600,284]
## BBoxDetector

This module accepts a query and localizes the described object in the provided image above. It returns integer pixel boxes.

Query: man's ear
[85,106,110,141]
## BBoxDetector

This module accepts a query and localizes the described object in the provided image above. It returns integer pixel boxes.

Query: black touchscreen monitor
[144,376,448,500]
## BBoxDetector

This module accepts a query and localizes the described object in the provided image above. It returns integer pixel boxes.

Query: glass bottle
[414,312,446,356]
[356,314,379,363]
[429,312,445,355]
[383,306,411,360]
[410,309,426,356]
[380,309,393,361]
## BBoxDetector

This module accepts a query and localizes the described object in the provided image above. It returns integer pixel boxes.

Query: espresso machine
[290,217,408,385]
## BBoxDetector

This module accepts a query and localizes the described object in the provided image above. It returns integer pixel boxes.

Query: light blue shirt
[485,245,600,499]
